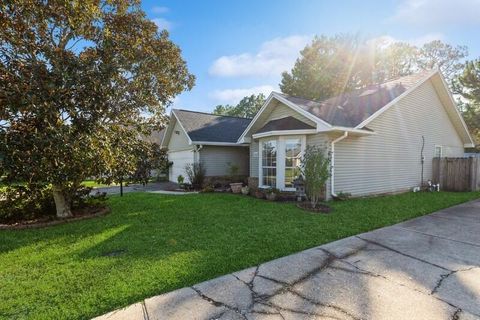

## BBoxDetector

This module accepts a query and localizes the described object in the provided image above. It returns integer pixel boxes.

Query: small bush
[0,184,106,223]
[177,175,184,185]
[185,163,206,190]
[201,185,214,193]
[336,191,351,201]
[0,184,55,222]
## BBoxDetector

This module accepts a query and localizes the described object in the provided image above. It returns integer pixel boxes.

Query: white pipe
[330,131,348,198]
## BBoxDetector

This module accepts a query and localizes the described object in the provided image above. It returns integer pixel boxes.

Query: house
[161,70,475,198]
[161,109,251,182]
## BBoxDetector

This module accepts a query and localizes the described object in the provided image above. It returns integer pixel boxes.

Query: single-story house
[160,109,251,182]
[161,70,475,199]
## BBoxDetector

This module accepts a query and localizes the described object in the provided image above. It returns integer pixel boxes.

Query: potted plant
[265,188,280,201]
[241,185,250,195]
[227,162,243,193]
[177,175,185,189]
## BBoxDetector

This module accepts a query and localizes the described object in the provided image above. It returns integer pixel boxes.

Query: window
[261,140,277,187]
[260,136,305,190]
[434,145,443,158]
[284,138,302,188]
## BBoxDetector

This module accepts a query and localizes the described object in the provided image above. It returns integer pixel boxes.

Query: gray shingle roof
[256,116,315,134]
[173,109,252,143]
[277,71,431,128]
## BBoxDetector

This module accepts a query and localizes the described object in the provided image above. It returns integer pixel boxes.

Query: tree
[418,40,468,86]
[457,59,480,146]
[213,93,266,118]
[280,35,468,101]
[0,1,195,217]
[300,146,330,208]
[280,35,368,101]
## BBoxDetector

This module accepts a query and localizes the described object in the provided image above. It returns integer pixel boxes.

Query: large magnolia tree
[0,0,194,217]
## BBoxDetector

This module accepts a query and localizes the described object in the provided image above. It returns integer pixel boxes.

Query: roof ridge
[275,70,433,103]
[173,108,252,120]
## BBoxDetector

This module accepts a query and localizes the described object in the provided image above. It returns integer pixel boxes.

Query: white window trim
[434,145,443,158]
[258,135,306,191]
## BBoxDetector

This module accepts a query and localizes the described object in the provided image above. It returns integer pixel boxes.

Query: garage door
[169,150,194,182]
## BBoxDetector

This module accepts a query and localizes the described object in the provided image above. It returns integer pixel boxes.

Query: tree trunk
[120,180,123,197]
[52,186,72,218]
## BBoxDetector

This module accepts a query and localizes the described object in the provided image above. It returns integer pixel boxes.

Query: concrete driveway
[94,199,480,320]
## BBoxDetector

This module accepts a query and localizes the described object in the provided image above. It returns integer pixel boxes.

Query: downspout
[194,144,203,163]
[330,131,348,198]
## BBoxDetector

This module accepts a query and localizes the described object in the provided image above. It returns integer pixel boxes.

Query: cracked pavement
[93,199,480,320]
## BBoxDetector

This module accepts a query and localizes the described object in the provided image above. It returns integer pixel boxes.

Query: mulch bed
[296,202,332,214]
[0,205,111,230]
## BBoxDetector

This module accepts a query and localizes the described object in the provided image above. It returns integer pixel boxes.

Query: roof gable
[170,110,251,144]
[256,116,315,134]
[278,71,431,128]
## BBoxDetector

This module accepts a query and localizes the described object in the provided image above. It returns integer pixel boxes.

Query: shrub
[300,145,330,208]
[177,175,185,185]
[185,163,206,190]
[201,185,214,193]
[0,184,106,223]
[336,191,352,201]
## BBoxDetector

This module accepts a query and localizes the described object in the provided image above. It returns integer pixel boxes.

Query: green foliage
[213,93,265,118]
[0,184,55,222]
[457,59,480,147]
[280,35,468,101]
[335,191,352,201]
[184,163,206,190]
[300,146,330,208]
[0,191,478,319]
[131,143,169,186]
[0,0,194,217]
[0,184,104,223]
[177,175,184,185]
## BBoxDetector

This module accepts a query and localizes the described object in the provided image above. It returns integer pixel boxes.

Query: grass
[0,191,479,320]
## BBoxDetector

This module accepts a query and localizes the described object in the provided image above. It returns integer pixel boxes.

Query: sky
[141,0,480,114]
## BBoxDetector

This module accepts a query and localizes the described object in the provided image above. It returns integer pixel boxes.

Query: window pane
[262,139,277,187]
[285,138,302,188]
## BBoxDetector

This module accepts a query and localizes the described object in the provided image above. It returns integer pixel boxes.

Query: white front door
[259,135,305,191]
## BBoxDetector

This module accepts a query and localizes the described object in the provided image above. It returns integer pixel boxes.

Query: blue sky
[141,0,480,113]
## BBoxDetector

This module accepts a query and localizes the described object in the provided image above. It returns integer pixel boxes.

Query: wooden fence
[432,157,480,192]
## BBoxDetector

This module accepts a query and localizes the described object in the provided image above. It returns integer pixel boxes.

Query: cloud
[152,18,172,31]
[209,35,310,77]
[390,0,480,26]
[369,33,445,47]
[152,6,169,14]
[210,85,276,104]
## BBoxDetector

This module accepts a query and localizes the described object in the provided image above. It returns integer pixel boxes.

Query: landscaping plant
[0,1,194,219]
[185,163,206,190]
[300,146,330,208]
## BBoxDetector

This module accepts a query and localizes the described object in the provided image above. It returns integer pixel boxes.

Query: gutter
[330,131,348,198]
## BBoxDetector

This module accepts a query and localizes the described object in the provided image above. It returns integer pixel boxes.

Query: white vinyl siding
[167,121,191,152]
[248,102,316,135]
[333,80,465,197]
[199,146,249,176]
[267,103,316,125]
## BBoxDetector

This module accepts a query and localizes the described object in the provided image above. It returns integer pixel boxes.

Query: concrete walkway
[94,200,480,320]
[91,181,178,195]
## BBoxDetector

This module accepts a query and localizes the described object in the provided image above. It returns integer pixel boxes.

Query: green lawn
[0,191,478,320]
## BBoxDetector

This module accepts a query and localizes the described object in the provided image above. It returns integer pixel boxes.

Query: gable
[167,119,192,151]
[356,71,474,147]
[370,79,464,149]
